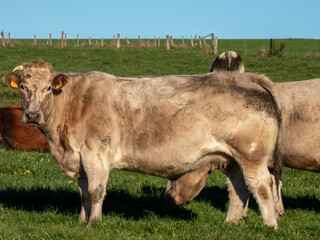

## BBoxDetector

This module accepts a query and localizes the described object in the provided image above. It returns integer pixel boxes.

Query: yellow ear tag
[11,80,18,89]
[55,81,63,90]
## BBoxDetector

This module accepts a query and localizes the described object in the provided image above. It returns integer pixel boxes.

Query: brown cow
[3,61,282,228]
[0,105,49,151]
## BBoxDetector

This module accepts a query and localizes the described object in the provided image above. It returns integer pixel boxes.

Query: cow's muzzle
[23,110,41,126]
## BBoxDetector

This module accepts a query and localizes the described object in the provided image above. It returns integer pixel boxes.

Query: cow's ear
[52,74,69,90]
[2,73,21,89]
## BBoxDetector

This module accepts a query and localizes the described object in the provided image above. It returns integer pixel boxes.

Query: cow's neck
[39,86,72,145]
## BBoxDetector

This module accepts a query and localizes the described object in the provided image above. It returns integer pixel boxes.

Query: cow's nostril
[26,111,40,122]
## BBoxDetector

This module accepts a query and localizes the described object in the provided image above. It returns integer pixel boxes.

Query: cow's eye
[25,74,31,79]
[47,86,52,91]
[20,85,25,90]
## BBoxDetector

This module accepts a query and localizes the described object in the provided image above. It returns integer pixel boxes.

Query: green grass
[0,39,319,239]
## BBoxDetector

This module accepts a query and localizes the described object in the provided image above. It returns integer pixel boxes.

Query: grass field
[0,39,319,239]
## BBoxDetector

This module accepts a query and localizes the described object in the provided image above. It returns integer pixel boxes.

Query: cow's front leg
[79,149,110,225]
[78,177,91,222]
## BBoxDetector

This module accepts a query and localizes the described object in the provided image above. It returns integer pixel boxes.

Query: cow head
[209,51,245,73]
[2,61,69,127]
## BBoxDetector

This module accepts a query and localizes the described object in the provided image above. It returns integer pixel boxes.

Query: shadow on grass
[0,185,318,221]
[194,186,320,213]
[0,187,195,221]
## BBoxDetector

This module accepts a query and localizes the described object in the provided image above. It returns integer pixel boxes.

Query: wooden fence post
[8,33,10,44]
[269,38,273,55]
[166,35,170,50]
[77,34,79,47]
[1,31,5,47]
[214,37,218,54]
[199,36,202,48]
[211,33,214,48]
[158,37,160,47]
[126,37,131,47]
[112,35,115,47]
[49,34,52,47]
[33,34,37,46]
[89,37,91,46]
[191,35,193,47]
[116,33,120,48]
[61,31,64,48]
[202,37,207,47]
[101,38,104,47]
[146,39,151,48]
[170,36,174,47]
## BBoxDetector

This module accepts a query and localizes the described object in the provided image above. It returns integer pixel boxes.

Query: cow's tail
[260,81,283,200]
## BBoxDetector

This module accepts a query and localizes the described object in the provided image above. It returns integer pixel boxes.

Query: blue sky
[1,0,319,39]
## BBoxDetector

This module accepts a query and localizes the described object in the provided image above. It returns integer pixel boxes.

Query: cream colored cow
[164,51,320,220]
[3,61,282,228]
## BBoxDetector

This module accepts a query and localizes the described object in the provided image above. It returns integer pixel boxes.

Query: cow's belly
[282,153,320,172]
[281,122,320,172]
[111,136,232,179]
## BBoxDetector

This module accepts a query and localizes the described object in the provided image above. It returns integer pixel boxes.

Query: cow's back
[275,79,320,172]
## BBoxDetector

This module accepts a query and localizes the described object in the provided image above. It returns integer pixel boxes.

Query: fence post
[101,38,104,47]
[49,33,52,47]
[112,35,115,47]
[1,31,5,47]
[166,35,170,50]
[77,34,79,47]
[269,38,273,55]
[214,37,218,54]
[170,36,174,47]
[33,34,37,46]
[202,37,207,47]
[199,36,202,48]
[89,37,91,46]
[158,37,160,47]
[61,31,64,48]
[191,35,193,47]
[211,33,214,48]
[138,35,141,47]
[116,33,120,48]
[146,39,151,48]
[8,33,10,44]
[126,37,131,47]
[154,36,157,47]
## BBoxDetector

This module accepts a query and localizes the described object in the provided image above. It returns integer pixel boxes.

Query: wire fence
[1,31,218,53]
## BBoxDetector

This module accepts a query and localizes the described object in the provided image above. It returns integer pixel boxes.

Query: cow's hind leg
[268,168,284,219]
[241,164,277,228]
[225,161,250,224]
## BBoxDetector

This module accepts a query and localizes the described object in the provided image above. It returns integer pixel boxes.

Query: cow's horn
[13,65,24,72]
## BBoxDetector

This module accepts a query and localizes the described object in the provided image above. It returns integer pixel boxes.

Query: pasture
[0,39,319,239]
